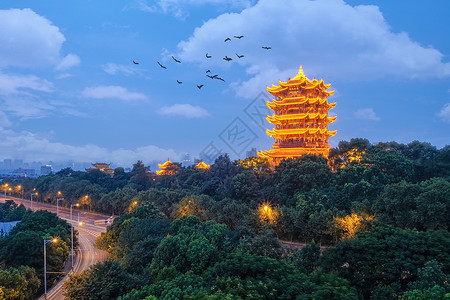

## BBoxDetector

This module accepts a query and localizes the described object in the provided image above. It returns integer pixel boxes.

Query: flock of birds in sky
[132,35,271,90]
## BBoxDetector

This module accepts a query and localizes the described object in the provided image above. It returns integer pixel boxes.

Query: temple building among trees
[258,66,336,165]
[156,158,179,175]
[194,160,210,170]
[85,163,114,176]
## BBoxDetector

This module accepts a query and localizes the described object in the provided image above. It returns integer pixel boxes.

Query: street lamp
[71,224,74,268]
[15,185,22,199]
[71,212,86,269]
[56,198,64,216]
[3,183,8,198]
[44,238,58,298]
[77,212,87,225]
[70,203,79,221]
[30,192,38,210]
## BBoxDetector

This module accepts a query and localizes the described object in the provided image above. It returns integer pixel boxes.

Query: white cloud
[177,0,450,98]
[56,54,81,71]
[0,71,53,94]
[82,85,148,101]
[133,0,254,19]
[0,8,67,68]
[0,111,11,128]
[0,128,182,167]
[354,108,380,121]
[103,63,137,76]
[437,103,450,123]
[158,104,210,118]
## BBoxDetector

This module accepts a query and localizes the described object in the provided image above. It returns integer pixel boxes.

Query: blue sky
[0,0,449,168]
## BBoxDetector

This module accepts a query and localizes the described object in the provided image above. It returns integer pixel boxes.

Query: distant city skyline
[0,0,449,167]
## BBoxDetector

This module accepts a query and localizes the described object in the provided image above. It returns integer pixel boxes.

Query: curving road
[0,196,110,299]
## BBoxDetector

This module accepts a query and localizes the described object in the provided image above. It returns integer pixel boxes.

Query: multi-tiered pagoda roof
[258,66,336,165]
[156,158,179,175]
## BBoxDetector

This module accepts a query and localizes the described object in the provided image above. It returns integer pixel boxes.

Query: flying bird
[157,61,167,69]
[206,70,211,73]
[206,53,212,58]
[206,74,218,79]
[224,37,231,42]
[262,46,272,50]
[133,60,139,64]
[177,80,182,84]
[171,56,181,63]
[236,53,244,59]
[215,77,225,82]
[197,84,204,89]
[223,56,232,62]
[234,35,244,39]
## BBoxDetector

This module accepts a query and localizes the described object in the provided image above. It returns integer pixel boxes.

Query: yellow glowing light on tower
[57,191,62,196]
[258,66,336,165]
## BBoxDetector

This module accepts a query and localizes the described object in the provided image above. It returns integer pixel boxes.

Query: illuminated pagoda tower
[86,163,114,176]
[258,66,336,165]
[156,158,179,175]
[194,160,210,170]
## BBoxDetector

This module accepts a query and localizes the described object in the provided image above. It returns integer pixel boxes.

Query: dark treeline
[3,138,450,299]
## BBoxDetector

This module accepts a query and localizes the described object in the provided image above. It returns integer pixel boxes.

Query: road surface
[0,196,111,299]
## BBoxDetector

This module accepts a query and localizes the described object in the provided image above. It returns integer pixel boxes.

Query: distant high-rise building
[12,168,36,178]
[246,148,257,158]
[13,159,23,169]
[3,159,12,170]
[41,165,53,175]
[182,153,192,166]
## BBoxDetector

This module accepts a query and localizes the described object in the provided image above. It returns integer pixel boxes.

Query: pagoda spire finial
[298,65,304,76]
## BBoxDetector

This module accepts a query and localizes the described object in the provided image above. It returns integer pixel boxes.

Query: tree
[150,216,239,277]
[275,155,333,204]
[321,225,450,298]
[129,160,152,189]
[0,266,40,300]
[63,261,133,300]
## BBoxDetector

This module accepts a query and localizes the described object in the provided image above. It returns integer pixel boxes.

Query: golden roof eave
[266,113,337,123]
[194,161,210,170]
[266,128,337,137]
[266,67,333,95]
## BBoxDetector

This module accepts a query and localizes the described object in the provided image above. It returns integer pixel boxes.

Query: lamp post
[3,183,8,198]
[77,212,87,225]
[30,192,38,210]
[71,224,74,268]
[70,203,79,221]
[44,238,57,299]
[56,198,64,216]
[71,212,86,269]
